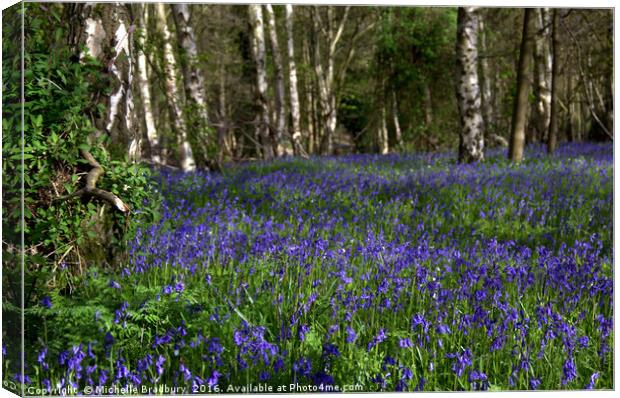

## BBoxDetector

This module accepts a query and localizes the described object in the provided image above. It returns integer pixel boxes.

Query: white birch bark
[547,8,560,153]
[249,5,275,160]
[391,90,403,148]
[136,5,160,163]
[172,3,214,167]
[455,7,484,163]
[312,6,350,155]
[284,4,307,157]
[302,33,317,153]
[264,4,288,156]
[82,4,137,161]
[156,3,196,171]
[378,101,389,154]
[533,8,552,142]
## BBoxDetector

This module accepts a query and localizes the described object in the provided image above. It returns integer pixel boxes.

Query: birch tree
[547,9,560,154]
[508,8,535,163]
[532,8,553,144]
[82,4,138,161]
[172,4,212,166]
[455,7,484,163]
[263,4,289,156]
[136,5,160,163]
[285,4,307,157]
[312,6,345,154]
[248,4,275,159]
[310,6,373,155]
[377,77,389,154]
[392,90,403,148]
[155,3,196,171]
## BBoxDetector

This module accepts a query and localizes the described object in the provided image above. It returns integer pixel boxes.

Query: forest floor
[7,142,613,393]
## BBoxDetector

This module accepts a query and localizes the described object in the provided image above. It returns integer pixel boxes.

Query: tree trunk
[264,4,289,156]
[136,5,160,164]
[155,3,196,171]
[248,4,275,160]
[378,80,389,154]
[575,85,583,141]
[532,8,553,145]
[285,5,307,157]
[508,9,535,162]
[82,4,138,161]
[547,9,560,154]
[423,84,433,128]
[479,16,494,136]
[217,56,231,162]
[312,6,351,155]
[172,4,212,167]
[392,90,403,148]
[567,74,575,142]
[455,7,484,163]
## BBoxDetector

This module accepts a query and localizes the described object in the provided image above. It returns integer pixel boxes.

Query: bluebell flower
[322,343,340,358]
[13,373,31,385]
[40,296,52,309]
[436,324,451,334]
[312,371,334,387]
[298,324,310,341]
[414,377,426,391]
[155,355,166,376]
[98,369,109,385]
[367,328,387,351]
[446,348,472,377]
[37,347,48,371]
[206,370,221,387]
[345,326,357,343]
[293,357,312,379]
[179,363,192,381]
[401,367,413,380]
[395,380,408,391]
[399,338,413,348]
[585,372,599,389]
[104,332,114,353]
[562,357,577,385]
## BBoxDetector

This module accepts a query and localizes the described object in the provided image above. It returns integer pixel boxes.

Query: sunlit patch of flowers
[4,143,612,393]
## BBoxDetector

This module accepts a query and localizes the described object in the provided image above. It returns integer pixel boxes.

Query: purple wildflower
[399,338,413,348]
[345,326,357,343]
[562,357,577,385]
[585,372,599,389]
[40,296,52,309]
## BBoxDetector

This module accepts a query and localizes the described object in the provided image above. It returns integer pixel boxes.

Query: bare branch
[54,150,131,213]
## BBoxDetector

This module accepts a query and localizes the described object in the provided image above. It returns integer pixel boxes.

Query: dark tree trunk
[508,8,535,162]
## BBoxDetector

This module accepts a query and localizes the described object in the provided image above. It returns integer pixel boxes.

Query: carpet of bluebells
[4,143,613,393]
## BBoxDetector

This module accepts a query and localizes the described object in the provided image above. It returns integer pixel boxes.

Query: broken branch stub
[54,149,131,213]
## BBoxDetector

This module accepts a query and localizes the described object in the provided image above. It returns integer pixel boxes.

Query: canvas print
[1,1,613,395]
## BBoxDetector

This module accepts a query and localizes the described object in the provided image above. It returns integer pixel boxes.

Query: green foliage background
[2,3,160,362]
